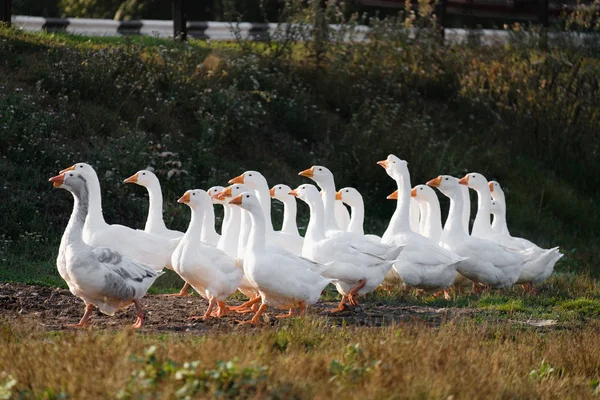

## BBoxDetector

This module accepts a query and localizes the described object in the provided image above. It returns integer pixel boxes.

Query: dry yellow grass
[1,317,599,399]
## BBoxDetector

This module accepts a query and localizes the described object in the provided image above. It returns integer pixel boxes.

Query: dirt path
[0,283,477,333]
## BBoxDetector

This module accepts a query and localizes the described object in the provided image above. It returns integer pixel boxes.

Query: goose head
[228,170,268,190]
[377,154,408,181]
[489,200,503,216]
[215,183,252,202]
[230,191,262,214]
[207,186,226,205]
[411,184,438,204]
[123,170,159,188]
[289,184,321,206]
[458,172,490,192]
[298,165,334,187]
[336,187,363,207]
[488,180,506,203]
[59,162,98,182]
[270,184,294,202]
[49,170,87,193]
[427,175,461,198]
[177,189,210,210]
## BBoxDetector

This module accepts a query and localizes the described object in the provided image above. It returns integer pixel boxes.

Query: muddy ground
[0,283,479,333]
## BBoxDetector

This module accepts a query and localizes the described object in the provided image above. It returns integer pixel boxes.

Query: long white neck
[200,202,219,243]
[472,186,494,238]
[62,186,90,251]
[460,185,471,235]
[183,206,204,243]
[422,198,443,243]
[442,189,467,239]
[491,210,509,235]
[409,198,420,232]
[417,201,428,235]
[247,208,267,254]
[280,197,299,236]
[84,173,108,238]
[238,210,251,259]
[347,201,365,236]
[254,184,274,234]
[144,180,168,233]
[382,172,412,241]
[305,196,328,245]
[218,204,240,256]
[320,179,341,232]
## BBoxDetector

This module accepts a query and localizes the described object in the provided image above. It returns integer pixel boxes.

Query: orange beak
[123,172,139,184]
[387,190,398,200]
[59,165,76,174]
[298,167,314,178]
[228,173,245,185]
[216,186,233,200]
[49,173,66,188]
[288,189,299,197]
[488,182,494,192]
[335,190,342,201]
[178,191,191,204]
[230,194,243,206]
[411,188,417,198]
[426,176,442,188]
[269,187,276,197]
[377,160,388,169]
[458,175,469,186]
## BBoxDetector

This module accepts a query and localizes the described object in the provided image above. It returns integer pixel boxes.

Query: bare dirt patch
[0,283,478,333]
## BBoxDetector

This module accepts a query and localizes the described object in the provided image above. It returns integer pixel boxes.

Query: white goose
[292,184,403,311]
[270,184,305,244]
[123,170,191,297]
[229,171,303,255]
[230,192,332,324]
[171,189,244,320]
[428,175,528,289]
[212,186,241,258]
[216,184,263,312]
[488,181,563,287]
[461,173,559,287]
[123,170,183,239]
[376,155,466,295]
[50,171,161,328]
[298,166,350,236]
[410,185,443,244]
[336,186,382,242]
[59,163,175,272]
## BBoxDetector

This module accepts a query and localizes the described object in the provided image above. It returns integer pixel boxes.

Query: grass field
[1,10,600,398]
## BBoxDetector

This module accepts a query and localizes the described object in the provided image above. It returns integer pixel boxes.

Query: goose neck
[347,202,365,235]
[423,198,443,242]
[64,186,90,248]
[473,187,494,236]
[255,184,274,234]
[281,198,299,236]
[145,181,168,233]
[305,197,328,244]
[201,202,218,242]
[85,174,107,233]
[183,207,204,243]
[320,179,340,232]
[383,174,412,238]
[247,209,267,254]
[443,190,466,236]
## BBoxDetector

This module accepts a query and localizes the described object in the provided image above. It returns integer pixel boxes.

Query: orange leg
[131,299,144,329]
[211,301,230,318]
[230,296,261,312]
[237,303,267,325]
[472,282,481,295]
[189,297,216,321]
[65,303,94,328]
[348,279,366,306]
[275,307,297,319]
[299,302,306,316]
[163,283,191,297]
[328,296,349,313]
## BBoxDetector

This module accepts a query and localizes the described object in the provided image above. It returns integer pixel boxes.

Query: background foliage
[1,4,599,288]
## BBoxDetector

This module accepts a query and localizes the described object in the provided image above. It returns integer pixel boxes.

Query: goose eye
[79,165,83,168]
[445,178,448,181]
[345,190,348,192]
[472,175,475,178]
[246,195,250,198]
[192,193,195,196]
[420,188,423,190]
[70,173,73,177]
[142,173,146,175]
[249,174,252,177]
[318,168,322,171]
[392,161,395,163]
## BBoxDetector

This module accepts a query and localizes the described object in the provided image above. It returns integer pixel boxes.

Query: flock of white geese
[48,154,562,328]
